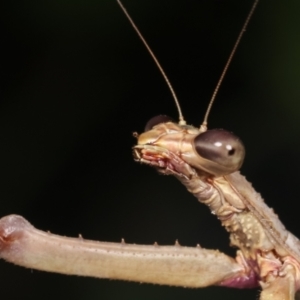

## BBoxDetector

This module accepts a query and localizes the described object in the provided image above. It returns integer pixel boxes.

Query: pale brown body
[0,121,300,299]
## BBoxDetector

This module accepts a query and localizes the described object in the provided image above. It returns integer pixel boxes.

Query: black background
[1,0,300,299]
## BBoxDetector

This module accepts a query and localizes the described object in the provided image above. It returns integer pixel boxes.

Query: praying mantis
[1,0,300,299]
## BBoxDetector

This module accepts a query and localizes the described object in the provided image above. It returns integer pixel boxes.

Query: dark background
[1,0,300,299]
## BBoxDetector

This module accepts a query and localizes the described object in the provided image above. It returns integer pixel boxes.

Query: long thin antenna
[201,0,259,130]
[117,0,186,125]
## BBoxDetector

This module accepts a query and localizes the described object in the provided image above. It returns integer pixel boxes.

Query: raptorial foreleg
[0,214,252,288]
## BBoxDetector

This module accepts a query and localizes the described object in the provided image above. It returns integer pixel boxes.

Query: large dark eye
[145,115,174,131]
[194,129,245,171]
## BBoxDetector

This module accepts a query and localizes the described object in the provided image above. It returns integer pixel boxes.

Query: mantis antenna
[117,0,259,129]
[202,0,259,130]
[117,0,186,126]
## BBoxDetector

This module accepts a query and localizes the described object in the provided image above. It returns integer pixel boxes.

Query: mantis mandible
[0,0,300,300]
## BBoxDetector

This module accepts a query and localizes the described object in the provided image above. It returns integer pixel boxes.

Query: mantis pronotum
[1,0,300,299]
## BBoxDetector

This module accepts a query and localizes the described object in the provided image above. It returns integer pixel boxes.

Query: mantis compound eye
[194,129,245,173]
[145,115,174,131]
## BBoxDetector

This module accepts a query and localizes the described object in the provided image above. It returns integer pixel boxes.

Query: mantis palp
[1,0,300,299]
